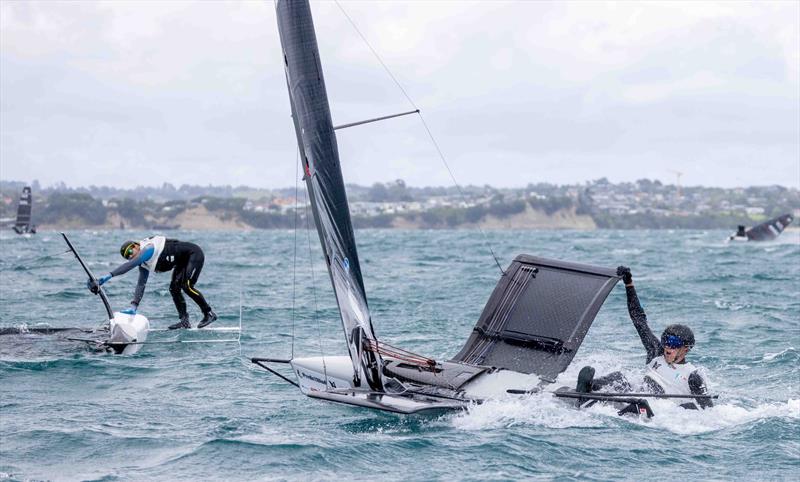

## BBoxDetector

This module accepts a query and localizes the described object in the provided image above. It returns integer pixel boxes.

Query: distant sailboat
[12,186,36,235]
[253,0,622,414]
[728,214,794,242]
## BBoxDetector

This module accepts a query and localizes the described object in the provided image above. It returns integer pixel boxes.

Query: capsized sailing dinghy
[251,0,624,415]
[59,233,242,354]
[61,233,150,355]
[728,214,794,242]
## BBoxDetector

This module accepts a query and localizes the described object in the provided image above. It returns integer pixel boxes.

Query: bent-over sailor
[89,236,217,329]
[575,266,712,409]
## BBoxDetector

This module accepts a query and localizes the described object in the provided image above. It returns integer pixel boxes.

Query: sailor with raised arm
[88,236,217,330]
[575,266,712,410]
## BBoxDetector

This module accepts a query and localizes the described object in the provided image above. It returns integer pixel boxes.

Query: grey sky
[1,1,798,190]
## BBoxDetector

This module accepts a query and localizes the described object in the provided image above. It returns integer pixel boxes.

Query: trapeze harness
[644,356,697,396]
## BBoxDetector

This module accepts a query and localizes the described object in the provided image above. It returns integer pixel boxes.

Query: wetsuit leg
[169,268,188,318]
[591,371,632,392]
[177,249,211,314]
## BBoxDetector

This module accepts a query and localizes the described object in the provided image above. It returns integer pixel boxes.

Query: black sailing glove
[616,266,633,285]
[87,278,100,295]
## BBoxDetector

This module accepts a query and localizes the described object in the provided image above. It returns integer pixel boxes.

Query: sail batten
[276,0,384,390]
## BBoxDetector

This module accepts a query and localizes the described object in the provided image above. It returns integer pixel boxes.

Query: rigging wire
[303,181,328,383]
[333,0,505,275]
[291,148,300,360]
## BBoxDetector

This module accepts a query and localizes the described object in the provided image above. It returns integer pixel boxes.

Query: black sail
[13,186,33,234]
[746,214,794,241]
[275,0,384,390]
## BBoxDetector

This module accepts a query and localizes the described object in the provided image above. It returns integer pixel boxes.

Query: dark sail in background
[13,186,35,235]
[746,214,793,241]
[275,0,384,390]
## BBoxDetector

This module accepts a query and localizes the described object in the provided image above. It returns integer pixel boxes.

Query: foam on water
[762,347,796,362]
[639,398,800,435]
[452,394,607,431]
[453,393,799,436]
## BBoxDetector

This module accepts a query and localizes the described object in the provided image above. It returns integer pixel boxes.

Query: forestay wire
[291,146,326,383]
[291,148,300,359]
[302,180,328,383]
[333,0,505,275]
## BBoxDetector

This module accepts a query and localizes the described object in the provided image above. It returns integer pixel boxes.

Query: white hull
[109,312,150,355]
[291,356,358,393]
[290,355,541,400]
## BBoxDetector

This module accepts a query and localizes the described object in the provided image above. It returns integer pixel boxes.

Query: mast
[275,0,384,390]
[61,233,114,321]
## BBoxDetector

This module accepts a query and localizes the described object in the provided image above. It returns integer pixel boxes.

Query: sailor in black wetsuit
[575,266,712,410]
[90,236,217,329]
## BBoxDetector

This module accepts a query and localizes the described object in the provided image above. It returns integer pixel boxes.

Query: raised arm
[617,266,661,363]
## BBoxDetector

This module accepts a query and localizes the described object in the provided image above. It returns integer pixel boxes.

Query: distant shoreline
[34,205,596,231]
[4,179,797,231]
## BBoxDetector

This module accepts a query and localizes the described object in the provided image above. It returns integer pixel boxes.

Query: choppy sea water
[0,229,798,481]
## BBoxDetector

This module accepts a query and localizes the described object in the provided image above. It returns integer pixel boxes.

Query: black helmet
[661,324,695,349]
[120,240,138,259]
